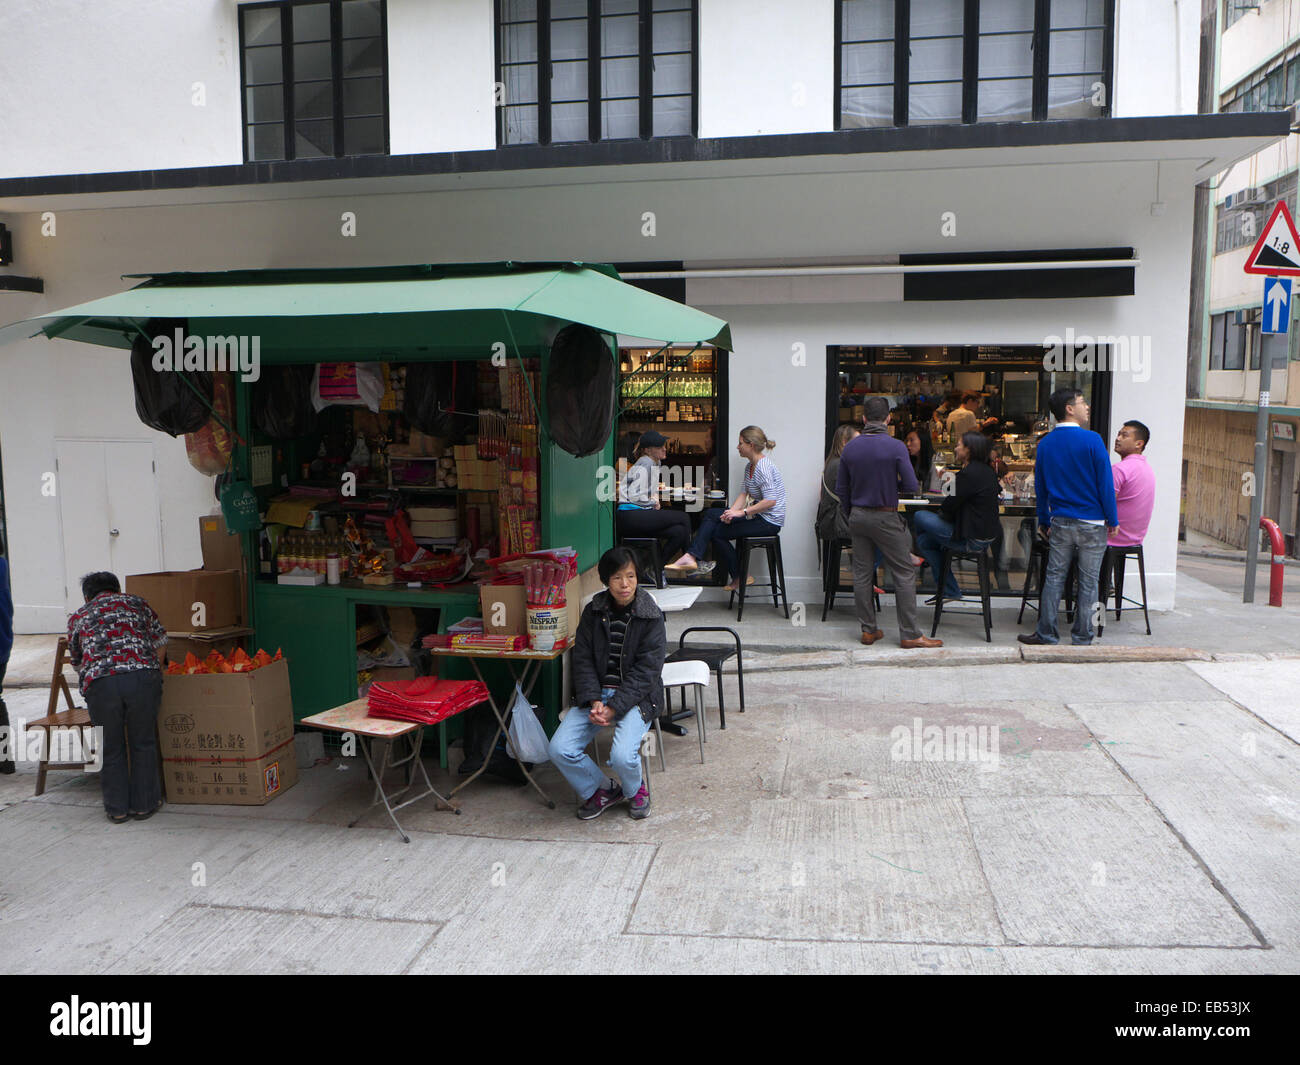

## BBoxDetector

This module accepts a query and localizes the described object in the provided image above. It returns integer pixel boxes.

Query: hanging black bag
[546,324,614,458]
[129,318,213,436]
[253,364,318,440]
[404,361,477,441]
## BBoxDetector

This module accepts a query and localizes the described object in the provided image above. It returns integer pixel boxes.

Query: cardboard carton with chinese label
[157,658,299,805]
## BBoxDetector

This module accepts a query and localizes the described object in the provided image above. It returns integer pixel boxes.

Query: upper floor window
[1215,172,1297,255]
[240,0,389,162]
[1221,51,1300,114]
[1224,2,1255,32]
[496,0,696,146]
[837,0,1113,130]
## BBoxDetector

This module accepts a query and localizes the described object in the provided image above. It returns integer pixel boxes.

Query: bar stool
[620,537,665,589]
[930,543,994,642]
[730,535,790,621]
[820,538,879,621]
[1017,538,1077,625]
[1097,543,1151,637]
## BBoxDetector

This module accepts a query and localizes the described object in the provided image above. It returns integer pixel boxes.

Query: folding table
[425,645,566,809]
[301,698,472,843]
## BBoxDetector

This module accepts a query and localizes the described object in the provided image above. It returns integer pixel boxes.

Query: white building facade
[0,0,1284,632]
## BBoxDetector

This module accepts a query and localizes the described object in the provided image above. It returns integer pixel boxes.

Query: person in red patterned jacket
[67,572,168,823]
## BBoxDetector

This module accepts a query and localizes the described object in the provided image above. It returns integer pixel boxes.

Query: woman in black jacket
[912,431,1001,604]
[548,546,665,821]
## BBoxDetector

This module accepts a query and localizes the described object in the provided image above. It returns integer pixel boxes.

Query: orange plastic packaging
[165,647,285,673]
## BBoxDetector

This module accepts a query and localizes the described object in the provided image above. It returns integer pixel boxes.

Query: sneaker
[577,779,625,820]
[628,780,651,819]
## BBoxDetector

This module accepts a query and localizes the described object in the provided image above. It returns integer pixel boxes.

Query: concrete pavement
[1,552,1297,974]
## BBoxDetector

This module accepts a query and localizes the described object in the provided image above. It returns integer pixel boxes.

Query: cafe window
[836,0,1114,129]
[240,0,389,161]
[496,0,697,146]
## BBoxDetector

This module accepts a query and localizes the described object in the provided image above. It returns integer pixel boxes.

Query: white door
[55,440,163,615]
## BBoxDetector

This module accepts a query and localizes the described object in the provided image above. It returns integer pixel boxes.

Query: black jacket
[572,588,665,723]
[940,460,1001,542]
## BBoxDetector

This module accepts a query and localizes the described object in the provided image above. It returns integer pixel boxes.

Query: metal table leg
[349,726,458,842]
[444,658,556,809]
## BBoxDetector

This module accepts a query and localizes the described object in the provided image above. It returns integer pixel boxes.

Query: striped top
[743,456,786,527]
[602,604,632,687]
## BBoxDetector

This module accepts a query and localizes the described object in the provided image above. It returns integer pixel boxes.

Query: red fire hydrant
[1260,518,1285,607]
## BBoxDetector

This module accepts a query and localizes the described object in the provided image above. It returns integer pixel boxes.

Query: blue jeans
[913,509,992,598]
[686,509,781,584]
[548,687,650,800]
[1036,517,1109,645]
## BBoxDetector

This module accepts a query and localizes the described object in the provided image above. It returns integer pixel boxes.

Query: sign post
[1240,202,1300,602]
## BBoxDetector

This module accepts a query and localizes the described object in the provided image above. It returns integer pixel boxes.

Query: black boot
[0,696,15,774]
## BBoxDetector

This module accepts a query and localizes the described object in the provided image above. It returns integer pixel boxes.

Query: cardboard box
[479,565,601,640]
[198,514,248,625]
[165,625,254,664]
[126,570,242,633]
[157,658,298,805]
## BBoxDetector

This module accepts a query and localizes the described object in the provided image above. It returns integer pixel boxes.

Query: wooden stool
[28,637,92,796]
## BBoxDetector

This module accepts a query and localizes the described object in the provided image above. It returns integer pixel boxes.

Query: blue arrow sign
[1264,277,1291,335]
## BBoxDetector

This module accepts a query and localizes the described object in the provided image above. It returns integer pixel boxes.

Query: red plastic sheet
[366,677,490,726]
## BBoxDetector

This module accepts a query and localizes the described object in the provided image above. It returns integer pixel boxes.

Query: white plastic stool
[660,659,711,763]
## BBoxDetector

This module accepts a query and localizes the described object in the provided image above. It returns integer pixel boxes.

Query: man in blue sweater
[1019,388,1118,646]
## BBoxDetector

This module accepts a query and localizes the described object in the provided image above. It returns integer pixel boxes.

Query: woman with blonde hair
[666,425,786,591]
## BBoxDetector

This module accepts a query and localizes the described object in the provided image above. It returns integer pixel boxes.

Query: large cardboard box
[157,658,298,805]
[198,514,248,625]
[165,625,254,663]
[126,570,242,632]
[479,566,601,641]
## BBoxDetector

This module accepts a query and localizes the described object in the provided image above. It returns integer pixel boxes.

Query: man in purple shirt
[836,397,943,649]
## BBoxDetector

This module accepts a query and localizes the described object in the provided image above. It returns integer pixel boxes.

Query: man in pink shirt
[1109,420,1155,546]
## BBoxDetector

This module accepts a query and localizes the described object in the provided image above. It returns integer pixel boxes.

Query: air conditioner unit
[1291,100,1300,127]
[1236,186,1268,206]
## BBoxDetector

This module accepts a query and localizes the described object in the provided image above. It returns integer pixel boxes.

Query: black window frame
[239,0,391,163]
[494,0,699,147]
[835,0,1116,130]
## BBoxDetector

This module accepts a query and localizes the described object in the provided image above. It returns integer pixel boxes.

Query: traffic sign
[1244,200,1300,275]
[1263,277,1291,334]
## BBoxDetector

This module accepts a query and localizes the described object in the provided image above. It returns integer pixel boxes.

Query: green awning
[0,261,732,359]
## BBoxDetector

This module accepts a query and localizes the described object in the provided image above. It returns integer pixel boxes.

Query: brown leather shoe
[860,630,885,645]
[899,636,943,649]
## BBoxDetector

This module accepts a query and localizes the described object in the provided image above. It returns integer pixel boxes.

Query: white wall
[388,0,496,154]
[0,0,243,179]
[1219,0,1300,90]
[698,0,835,137]
[1114,0,1202,117]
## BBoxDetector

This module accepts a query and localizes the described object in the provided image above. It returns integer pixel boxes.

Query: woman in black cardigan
[913,431,1001,604]
[548,547,665,821]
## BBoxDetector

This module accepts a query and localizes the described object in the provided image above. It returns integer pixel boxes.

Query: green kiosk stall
[0,262,732,750]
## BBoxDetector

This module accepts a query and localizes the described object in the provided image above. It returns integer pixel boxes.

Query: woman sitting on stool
[666,425,785,592]
[913,431,1001,605]
[616,429,700,579]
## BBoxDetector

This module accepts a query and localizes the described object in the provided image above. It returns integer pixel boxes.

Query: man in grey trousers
[836,396,943,649]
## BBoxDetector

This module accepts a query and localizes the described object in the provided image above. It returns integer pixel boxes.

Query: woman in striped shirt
[666,425,785,591]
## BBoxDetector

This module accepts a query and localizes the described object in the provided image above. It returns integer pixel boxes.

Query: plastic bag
[130,320,213,436]
[312,362,384,412]
[253,364,317,440]
[184,372,235,475]
[546,324,614,457]
[404,360,478,440]
[506,684,550,764]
